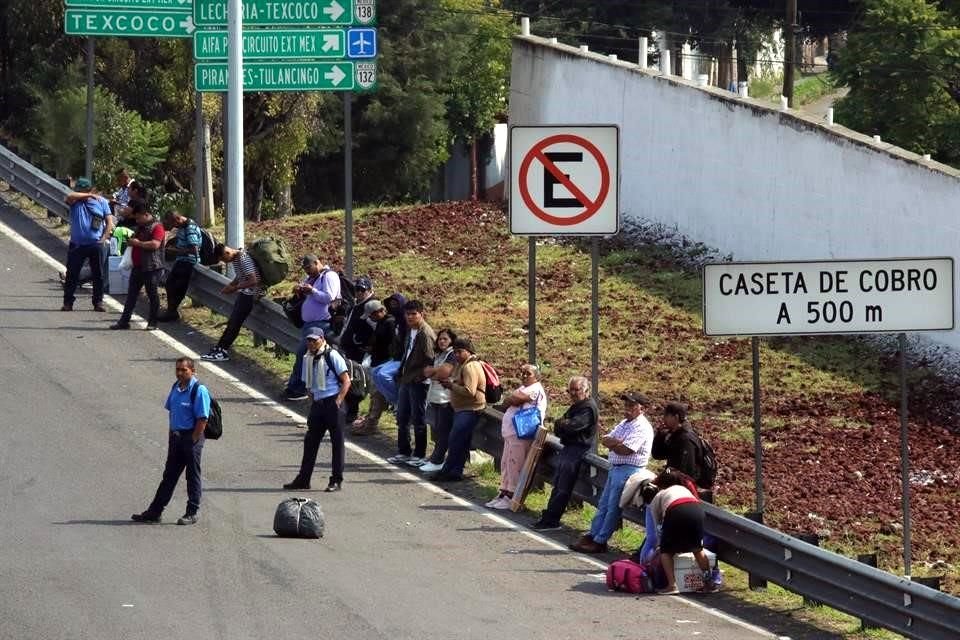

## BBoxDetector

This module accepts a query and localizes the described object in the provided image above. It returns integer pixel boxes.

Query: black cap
[619,391,650,406]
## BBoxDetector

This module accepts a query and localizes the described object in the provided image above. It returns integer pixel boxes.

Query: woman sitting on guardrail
[650,469,716,594]
[485,364,547,510]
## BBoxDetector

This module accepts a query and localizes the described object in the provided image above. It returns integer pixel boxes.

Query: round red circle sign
[517,134,611,226]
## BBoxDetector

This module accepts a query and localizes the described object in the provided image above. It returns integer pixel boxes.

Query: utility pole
[783,0,798,107]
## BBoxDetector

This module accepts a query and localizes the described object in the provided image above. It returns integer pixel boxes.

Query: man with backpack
[158,209,202,322]
[336,276,374,423]
[131,357,211,526]
[283,331,351,492]
[386,300,436,467]
[282,255,341,401]
[200,244,264,362]
[652,402,717,496]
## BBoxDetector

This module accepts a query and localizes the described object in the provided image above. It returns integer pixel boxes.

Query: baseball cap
[76,177,92,191]
[361,299,386,319]
[619,391,650,406]
[355,276,373,291]
[305,331,326,341]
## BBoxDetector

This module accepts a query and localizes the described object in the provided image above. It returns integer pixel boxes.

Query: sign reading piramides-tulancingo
[703,258,954,336]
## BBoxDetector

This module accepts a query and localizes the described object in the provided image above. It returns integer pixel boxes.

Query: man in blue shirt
[132,357,212,525]
[159,209,203,322]
[284,331,351,492]
[62,177,113,312]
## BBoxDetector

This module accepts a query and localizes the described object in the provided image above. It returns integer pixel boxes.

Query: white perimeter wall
[509,36,960,349]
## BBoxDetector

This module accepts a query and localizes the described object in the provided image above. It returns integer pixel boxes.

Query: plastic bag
[118,246,133,271]
[273,497,325,538]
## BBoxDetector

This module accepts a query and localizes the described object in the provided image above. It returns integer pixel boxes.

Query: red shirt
[132,222,166,268]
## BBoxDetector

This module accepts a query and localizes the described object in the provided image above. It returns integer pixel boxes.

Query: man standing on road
[200,244,264,362]
[132,357,211,525]
[158,209,202,322]
[282,255,341,400]
[284,331,351,492]
[570,391,653,553]
[62,177,113,312]
[386,300,436,467]
[531,376,598,531]
[110,200,165,330]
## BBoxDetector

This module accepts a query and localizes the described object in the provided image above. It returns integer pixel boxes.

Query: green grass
[748,72,839,107]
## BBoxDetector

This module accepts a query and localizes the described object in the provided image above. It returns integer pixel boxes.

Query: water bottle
[109,236,120,256]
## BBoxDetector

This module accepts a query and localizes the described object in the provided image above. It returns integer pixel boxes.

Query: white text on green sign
[194,0,354,26]
[65,9,195,37]
[193,29,345,60]
[65,0,191,9]
[195,61,361,91]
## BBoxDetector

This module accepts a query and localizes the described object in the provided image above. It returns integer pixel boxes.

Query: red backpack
[606,559,654,594]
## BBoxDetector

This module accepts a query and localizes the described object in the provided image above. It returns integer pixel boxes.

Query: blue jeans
[396,382,429,457]
[439,409,482,478]
[637,504,659,564]
[148,431,204,517]
[286,319,330,394]
[589,464,642,543]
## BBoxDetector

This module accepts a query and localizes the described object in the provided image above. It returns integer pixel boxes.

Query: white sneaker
[405,457,426,467]
[419,461,443,473]
[485,496,503,508]
[201,347,229,362]
[491,497,514,510]
[386,454,410,464]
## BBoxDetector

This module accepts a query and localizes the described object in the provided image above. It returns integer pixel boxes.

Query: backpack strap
[321,348,343,389]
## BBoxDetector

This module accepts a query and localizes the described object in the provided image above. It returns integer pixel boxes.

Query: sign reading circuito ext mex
[194,29,347,60]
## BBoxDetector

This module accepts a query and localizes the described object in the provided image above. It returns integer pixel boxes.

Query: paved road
[0,214,783,640]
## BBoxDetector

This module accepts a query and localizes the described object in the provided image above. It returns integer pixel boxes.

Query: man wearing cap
[284,331,351,492]
[570,391,654,553]
[158,209,202,322]
[352,298,394,435]
[62,177,114,312]
[110,200,166,330]
[282,255,341,400]
[338,276,375,423]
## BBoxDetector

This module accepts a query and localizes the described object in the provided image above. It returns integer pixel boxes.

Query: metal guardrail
[2,142,958,640]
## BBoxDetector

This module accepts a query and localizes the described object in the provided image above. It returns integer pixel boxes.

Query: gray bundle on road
[273,497,325,539]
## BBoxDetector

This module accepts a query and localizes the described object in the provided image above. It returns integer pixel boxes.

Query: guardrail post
[793,534,822,606]
[856,553,880,630]
[745,511,767,590]
[253,332,267,348]
[913,575,942,591]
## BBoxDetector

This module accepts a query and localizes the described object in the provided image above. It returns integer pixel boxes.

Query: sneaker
[283,390,310,401]
[530,519,561,531]
[93,303,107,312]
[131,511,161,524]
[404,457,426,468]
[283,479,311,490]
[484,496,502,508]
[490,496,514,510]
[176,514,198,526]
[419,461,443,473]
[156,312,179,323]
[110,322,130,330]
[201,348,230,362]
[324,482,342,493]
[386,454,411,464]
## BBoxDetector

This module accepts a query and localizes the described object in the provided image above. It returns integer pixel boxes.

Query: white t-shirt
[501,382,548,438]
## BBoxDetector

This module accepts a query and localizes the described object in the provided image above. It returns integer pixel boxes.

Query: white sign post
[703,256,954,579]
[509,124,620,417]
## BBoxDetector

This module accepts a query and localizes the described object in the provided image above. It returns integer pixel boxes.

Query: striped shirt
[173,221,202,265]
[607,414,654,467]
[235,251,264,296]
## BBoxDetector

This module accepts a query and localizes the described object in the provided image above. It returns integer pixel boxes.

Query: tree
[833,0,960,166]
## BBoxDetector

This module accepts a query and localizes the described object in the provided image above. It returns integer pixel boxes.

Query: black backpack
[197,226,217,266]
[691,429,717,489]
[321,348,369,400]
[168,381,222,440]
[324,269,356,318]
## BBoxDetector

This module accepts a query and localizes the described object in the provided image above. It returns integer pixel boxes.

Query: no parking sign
[509,125,619,236]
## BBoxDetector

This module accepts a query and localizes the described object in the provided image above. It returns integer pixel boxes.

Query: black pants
[148,431,204,517]
[427,402,454,464]
[295,396,345,485]
[63,243,103,306]
[541,443,590,525]
[217,293,255,350]
[119,267,161,325]
[164,261,195,316]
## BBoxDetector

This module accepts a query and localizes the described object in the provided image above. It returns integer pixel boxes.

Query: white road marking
[0,218,776,638]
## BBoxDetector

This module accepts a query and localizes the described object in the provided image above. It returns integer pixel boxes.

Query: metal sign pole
[899,332,912,578]
[344,91,353,279]
[193,91,205,223]
[752,336,764,514]
[590,237,600,406]
[226,0,243,251]
[85,38,95,179]
[527,236,536,364]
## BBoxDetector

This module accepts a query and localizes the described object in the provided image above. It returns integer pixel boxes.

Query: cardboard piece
[510,426,549,512]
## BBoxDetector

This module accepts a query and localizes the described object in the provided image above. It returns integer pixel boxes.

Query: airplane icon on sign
[347,28,377,59]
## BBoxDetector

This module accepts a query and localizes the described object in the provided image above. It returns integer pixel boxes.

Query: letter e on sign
[510,125,619,236]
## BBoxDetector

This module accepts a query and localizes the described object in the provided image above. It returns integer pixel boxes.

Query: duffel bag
[273,497,325,539]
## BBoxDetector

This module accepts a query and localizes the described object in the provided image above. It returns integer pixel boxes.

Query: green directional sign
[195,60,378,92]
[65,0,191,9]
[193,29,345,60]
[194,0,358,27]
[65,8,195,37]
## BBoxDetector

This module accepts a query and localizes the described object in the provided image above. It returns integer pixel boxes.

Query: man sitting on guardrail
[200,244,264,362]
[569,391,654,553]
[62,177,113,313]
[530,376,598,531]
[158,209,202,323]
